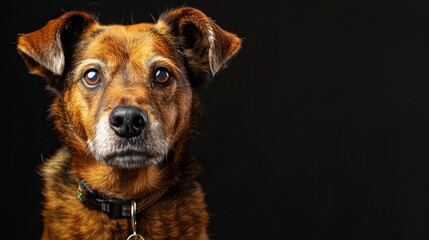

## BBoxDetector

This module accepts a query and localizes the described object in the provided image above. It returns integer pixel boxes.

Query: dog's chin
[102,151,164,169]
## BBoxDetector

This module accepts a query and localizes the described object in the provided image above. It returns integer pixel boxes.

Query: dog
[17,7,241,240]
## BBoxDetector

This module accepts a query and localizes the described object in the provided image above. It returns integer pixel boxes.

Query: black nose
[109,106,147,138]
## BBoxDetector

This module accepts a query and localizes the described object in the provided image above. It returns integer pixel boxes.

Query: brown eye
[154,67,171,84]
[82,69,101,87]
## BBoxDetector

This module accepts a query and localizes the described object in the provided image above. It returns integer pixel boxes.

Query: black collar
[78,181,167,219]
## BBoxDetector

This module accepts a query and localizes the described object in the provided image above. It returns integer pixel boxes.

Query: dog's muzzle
[88,105,169,169]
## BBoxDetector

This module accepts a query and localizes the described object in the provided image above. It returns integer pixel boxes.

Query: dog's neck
[69,152,180,199]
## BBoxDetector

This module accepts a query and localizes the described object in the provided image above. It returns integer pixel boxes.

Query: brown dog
[17,7,241,240]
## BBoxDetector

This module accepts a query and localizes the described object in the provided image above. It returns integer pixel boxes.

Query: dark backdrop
[3,0,429,239]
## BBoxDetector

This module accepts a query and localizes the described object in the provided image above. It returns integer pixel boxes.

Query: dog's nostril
[133,115,146,128]
[109,106,148,138]
[110,116,123,127]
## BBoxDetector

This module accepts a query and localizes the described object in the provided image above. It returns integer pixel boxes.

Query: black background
[3,0,429,239]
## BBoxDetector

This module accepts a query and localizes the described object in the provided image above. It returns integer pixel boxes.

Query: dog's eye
[154,67,171,84]
[82,69,101,87]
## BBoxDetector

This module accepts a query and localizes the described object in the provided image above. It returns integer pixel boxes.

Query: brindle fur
[17,7,241,240]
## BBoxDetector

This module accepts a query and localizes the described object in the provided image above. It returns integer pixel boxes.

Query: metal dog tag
[126,233,145,240]
[126,201,145,240]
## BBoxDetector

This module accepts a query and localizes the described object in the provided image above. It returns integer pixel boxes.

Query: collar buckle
[87,194,125,219]
[79,182,126,219]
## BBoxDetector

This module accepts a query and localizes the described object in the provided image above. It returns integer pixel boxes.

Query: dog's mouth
[90,138,170,168]
[103,150,165,168]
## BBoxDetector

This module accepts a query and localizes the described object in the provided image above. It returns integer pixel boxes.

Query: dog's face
[17,8,241,169]
[69,25,192,168]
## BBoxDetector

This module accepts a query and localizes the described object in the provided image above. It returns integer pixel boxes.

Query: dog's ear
[156,7,242,85]
[17,11,96,79]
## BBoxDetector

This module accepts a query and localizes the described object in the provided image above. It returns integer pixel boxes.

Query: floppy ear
[156,7,242,85]
[17,11,96,80]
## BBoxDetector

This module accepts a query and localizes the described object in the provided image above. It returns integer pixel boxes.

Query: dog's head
[17,8,241,169]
